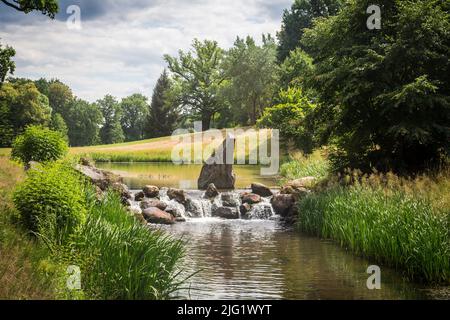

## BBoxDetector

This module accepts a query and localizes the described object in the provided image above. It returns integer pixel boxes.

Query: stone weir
[76,157,314,225]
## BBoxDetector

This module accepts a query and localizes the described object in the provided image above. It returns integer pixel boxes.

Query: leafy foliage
[120,93,149,141]
[146,70,179,138]
[276,0,342,62]
[0,42,15,84]
[257,87,315,153]
[13,161,86,245]
[0,0,58,18]
[97,95,125,145]
[302,0,450,173]
[222,35,279,125]
[164,39,227,129]
[11,125,68,164]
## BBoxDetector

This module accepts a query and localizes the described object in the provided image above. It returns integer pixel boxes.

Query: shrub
[13,162,86,245]
[73,192,186,299]
[11,125,68,164]
[257,87,315,154]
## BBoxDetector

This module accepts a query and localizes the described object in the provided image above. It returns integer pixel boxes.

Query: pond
[99,162,438,300]
[96,162,278,189]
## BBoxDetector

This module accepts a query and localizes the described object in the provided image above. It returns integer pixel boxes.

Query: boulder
[221,192,241,207]
[134,191,145,202]
[205,183,219,198]
[185,198,204,217]
[198,134,236,190]
[112,182,132,199]
[241,192,261,204]
[287,176,316,189]
[79,157,94,167]
[239,203,252,215]
[167,188,186,204]
[75,164,122,191]
[140,199,168,211]
[271,194,296,217]
[212,206,239,219]
[143,185,159,198]
[251,183,273,197]
[142,207,175,225]
[280,185,310,201]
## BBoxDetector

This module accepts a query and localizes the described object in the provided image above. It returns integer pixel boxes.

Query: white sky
[0,0,290,102]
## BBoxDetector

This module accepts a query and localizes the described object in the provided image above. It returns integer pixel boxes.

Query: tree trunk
[202,112,212,130]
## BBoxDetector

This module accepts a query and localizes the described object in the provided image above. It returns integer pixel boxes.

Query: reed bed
[297,171,450,283]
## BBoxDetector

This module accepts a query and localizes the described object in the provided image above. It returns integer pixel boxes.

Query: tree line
[0,74,179,147]
[1,0,448,173]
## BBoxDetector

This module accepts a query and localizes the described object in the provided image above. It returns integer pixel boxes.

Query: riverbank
[0,156,188,299]
[280,152,450,284]
[0,157,57,299]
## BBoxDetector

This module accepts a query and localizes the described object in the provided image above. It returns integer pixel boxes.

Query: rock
[280,185,309,201]
[239,203,252,215]
[80,157,94,167]
[198,134,236,190]
[134,191,145,202]
[143,185,159,198]
[251,183,273,197]
[175,217,187,222]
[271,194,296,217]
[212,206,239,219]
[134,212,147,225]
[112,182,132,199]
[287,176,316,189]
[241,192,261,204]
[75,164,122,191]
[205,183,219,198]
[165,201,186,218]
[167,188,186,204]
[221,192,241,207]
[140,199,168,211]
[185,198,204,217]
[142,207,175,225]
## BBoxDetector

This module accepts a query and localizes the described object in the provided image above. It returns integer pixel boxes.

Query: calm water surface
[99,162,440,300]
[96,162,278,189]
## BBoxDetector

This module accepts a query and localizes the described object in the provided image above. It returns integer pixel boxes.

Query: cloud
[0,0,290,102]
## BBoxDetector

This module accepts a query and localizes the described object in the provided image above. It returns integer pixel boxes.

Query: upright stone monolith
[198,134,236,190]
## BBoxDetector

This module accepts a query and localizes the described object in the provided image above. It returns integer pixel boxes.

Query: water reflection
[156,219,430,300]
[95,162,278,189]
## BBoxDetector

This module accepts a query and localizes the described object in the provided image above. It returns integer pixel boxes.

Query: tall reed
[297,172,450,283]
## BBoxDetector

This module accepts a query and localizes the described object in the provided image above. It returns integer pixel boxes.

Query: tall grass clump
[73,191,186,299]
[297,171,450,283]
[280,149,329,182]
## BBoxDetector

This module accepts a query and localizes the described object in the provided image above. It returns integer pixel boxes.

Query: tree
[66,98,102,147]
[257,87,316,154]
[0,43,15,85]
[302,0,450,173]
[276,0,342,62]
[0,82,51,142]
[223,35,279,125]
[97,95,124,145]
[279,48,314,90]
[50,112,68,142]
[0,0,58,18]
[120,93,149,141]
[164,39,227,129]
[47,80,73,117]
[146,70,180,138]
